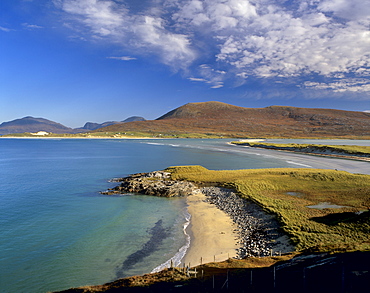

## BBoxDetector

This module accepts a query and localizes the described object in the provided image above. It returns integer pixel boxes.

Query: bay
[0,138,369,293]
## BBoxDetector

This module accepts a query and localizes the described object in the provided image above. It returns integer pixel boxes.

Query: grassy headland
[167,166,370,253]
[232,142,370,161]
[54,166,370,292]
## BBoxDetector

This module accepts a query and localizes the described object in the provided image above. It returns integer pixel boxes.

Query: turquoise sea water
[1,138,369,293]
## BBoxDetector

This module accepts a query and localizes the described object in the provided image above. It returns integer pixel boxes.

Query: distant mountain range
[1,102,370,138]
[0,116,146,135]
[78,116,146,131]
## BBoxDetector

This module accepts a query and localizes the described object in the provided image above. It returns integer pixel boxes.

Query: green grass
[167,166,370,253]
[231,142,370,156]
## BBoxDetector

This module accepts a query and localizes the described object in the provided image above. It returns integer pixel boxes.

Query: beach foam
[151,208,191,272]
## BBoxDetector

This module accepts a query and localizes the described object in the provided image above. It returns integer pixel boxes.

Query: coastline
[229,142,370,162]
[181,191,238,267]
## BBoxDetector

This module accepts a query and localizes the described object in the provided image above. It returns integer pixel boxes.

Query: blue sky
[1,0,370,128]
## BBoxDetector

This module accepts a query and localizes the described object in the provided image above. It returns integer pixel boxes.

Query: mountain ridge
[1,102,369,138]
[0,116,78,135]
[97,102,370,138]
[0,116,146,135]
[78,116,146,131]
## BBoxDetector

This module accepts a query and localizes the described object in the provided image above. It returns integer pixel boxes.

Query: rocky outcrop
[101,171,198,197]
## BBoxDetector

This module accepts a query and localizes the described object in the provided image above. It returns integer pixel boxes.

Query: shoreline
[181,191,238,267]
[102,170,296,270]
[230,142,370,162]
[180,187,295,268]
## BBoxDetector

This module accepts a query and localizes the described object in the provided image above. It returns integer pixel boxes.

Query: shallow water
[306,202,350,209]
[0,138,369,293]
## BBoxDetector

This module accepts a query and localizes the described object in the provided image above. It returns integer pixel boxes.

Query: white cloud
[22,23,44,29]
[107,56,137,61]
[0,26,12,32]
[132,15,196,67]
[54,0,370,93]
[303,78,370,93]
[211,83,224,89]
[216,4,370,78]
[54,0,196,69]
[188,64,225,88]
[188,77,207,82]
[318,0,370,21]
[172,0,257,29]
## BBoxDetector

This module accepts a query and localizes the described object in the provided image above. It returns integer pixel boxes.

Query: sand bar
[182,191,238,267]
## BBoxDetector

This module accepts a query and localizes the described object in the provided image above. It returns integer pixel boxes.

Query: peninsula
[56,166,370,292]
[231,141,370,162]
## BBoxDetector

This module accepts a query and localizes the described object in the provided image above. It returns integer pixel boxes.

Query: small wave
[146,142,166,146]
[286,161,312,168]
[151,209,191,273]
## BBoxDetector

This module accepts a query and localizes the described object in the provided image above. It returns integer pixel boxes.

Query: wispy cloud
[303,78,370,93]
[54,0,196,69]
[211,83,224,89]
[22,23,43,29]
[0,26,12,32]
[188,77,207,82]
[53,0,370,95]
[107,56,137,61]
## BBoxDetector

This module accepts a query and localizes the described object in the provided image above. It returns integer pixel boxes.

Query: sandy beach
[182,191,238,267]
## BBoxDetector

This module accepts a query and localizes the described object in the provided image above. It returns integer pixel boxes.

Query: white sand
[182,191,238,267]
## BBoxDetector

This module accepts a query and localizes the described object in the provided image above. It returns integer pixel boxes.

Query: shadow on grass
[310,210,370,226]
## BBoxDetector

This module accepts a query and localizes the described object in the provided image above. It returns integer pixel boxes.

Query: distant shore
[0,136,161,139]
[230,141,370,162]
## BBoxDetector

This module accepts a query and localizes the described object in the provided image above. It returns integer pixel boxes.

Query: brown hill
[94,102,370,138]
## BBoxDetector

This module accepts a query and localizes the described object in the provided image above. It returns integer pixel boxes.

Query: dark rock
[101,171,198,197]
